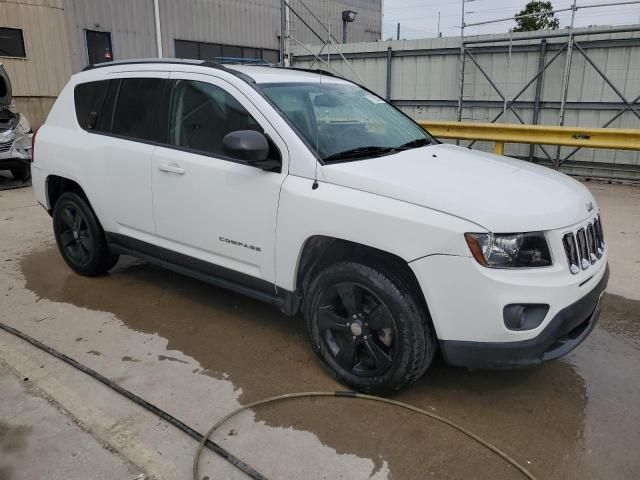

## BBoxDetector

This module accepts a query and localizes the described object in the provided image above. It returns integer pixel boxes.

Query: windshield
[259,82,432,162]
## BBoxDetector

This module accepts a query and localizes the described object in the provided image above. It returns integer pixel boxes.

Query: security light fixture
[342,10,357,22]
[341,10,358,43]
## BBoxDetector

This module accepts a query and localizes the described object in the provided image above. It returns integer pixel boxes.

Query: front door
[151,72,288,288]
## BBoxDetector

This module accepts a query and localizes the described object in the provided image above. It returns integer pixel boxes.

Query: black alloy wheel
[52,192,119,276]
[57,204,93,266]
[317,282,396,377]
[305,261,436,393]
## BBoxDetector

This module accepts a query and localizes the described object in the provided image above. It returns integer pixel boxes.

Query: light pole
[342,10,357,43]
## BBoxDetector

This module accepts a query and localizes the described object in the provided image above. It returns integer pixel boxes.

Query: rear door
[83,71,171,241]
[151,72,288,287]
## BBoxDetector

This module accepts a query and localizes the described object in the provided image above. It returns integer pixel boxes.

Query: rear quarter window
[74,80,110,131]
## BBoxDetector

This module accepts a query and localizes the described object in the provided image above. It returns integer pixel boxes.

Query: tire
[304,261,437,394]
[10,165,30,181]
[52,192,119,276]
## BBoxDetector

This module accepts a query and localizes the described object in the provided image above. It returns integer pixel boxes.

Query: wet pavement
[2,182,639,479]
[18,242,640,479]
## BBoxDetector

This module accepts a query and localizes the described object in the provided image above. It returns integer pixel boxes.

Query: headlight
[464,232,552,268]
[16,114,31,134]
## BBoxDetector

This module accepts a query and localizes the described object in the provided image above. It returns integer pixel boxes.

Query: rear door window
[112,78,169,143]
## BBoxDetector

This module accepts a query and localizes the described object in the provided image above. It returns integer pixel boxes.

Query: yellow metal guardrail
[419,121,640,156]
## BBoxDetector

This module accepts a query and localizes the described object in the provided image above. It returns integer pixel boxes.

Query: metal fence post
[457,0,466,123]
[555,0,577,168]
[530,39,547,161]
[386,46,392,101]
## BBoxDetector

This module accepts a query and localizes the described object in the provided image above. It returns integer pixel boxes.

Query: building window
[174,39,279,64]
[85,30,113,66]
[0,27,26,58]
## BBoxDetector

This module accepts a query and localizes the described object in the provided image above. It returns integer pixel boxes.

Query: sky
[382,0,640,39]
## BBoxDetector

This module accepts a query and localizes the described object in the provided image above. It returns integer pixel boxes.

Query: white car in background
[30,59,608,393]
[0,64,32,181]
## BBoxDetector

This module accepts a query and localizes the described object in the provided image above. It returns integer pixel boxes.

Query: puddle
[20,246,640,479]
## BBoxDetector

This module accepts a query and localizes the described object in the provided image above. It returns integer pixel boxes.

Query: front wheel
[52,192,119,276]
[304,261,436,393]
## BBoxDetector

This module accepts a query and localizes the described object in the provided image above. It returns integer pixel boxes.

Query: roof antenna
[312,68,321,190]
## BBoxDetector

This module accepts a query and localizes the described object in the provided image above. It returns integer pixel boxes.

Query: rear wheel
[10,165,30,181]
[52,192,119,276]
[304,261,436,393]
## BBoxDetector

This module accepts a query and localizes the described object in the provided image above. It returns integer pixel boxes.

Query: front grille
[562,214,605,274]
[0,140,12,153]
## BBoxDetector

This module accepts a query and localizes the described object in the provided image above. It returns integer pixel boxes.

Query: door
[88,72,170,241]
[86,30,113,65]
[151,73,288,286]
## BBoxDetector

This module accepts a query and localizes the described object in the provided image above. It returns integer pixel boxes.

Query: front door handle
[158,163,186,175]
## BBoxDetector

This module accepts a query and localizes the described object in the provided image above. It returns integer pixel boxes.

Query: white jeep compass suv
[32,59,608,393]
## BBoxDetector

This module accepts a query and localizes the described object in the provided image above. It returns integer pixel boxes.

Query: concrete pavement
[1,180,639,479]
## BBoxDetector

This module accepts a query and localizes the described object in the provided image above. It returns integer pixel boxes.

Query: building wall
[0,0,382,127]
[290,0,382,46]
[0,0,72,127]
[63,0,383,69]
[63,0,157,73]
[159,0,282,56]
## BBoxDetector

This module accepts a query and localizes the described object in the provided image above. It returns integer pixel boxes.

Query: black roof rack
[82,58,341,78]
[82,58,226,72]
[269,65,340,78]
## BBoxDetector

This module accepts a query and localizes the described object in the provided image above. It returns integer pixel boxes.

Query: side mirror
[222,130,269,163]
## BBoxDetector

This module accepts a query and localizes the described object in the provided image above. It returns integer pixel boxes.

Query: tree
[513,1,560,32]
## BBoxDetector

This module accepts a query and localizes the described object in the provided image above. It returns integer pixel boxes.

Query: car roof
[81,58,349,85]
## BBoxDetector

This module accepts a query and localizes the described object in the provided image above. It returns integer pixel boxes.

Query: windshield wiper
[397,137,433,150]
[323,146,396,162]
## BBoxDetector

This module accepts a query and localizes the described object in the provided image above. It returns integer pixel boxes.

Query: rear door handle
[158,163,186,175]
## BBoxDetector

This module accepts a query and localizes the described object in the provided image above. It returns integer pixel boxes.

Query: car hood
[0,64,12,107]
[321,143,595,232]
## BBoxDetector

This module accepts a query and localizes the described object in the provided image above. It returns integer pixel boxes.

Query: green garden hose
[194,391,537,480]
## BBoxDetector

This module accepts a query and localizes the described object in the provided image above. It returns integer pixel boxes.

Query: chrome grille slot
[586,224,597,264]
[576,229,590,270]
[594,214,605,256]
[562,233,580,274]
[564,215,605,274]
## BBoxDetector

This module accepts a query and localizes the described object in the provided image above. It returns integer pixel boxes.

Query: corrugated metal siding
[11,96,56,129]
[158,0,381,57]
[62,0,381,67]
[292,26,640,179]
[63,0,157,72]
[159,0,282,55]
[0,0,71,97]
[289,0,381,45]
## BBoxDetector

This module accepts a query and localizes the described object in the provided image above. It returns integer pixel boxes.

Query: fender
[275,175,477,291]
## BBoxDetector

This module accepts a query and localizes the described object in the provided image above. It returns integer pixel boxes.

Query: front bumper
[439,264,608,368]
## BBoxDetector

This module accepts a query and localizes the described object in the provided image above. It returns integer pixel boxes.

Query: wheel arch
[294,236,432,324]
[46,175,89,213]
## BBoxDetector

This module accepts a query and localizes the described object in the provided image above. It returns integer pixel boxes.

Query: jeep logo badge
[586,202,594,212]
